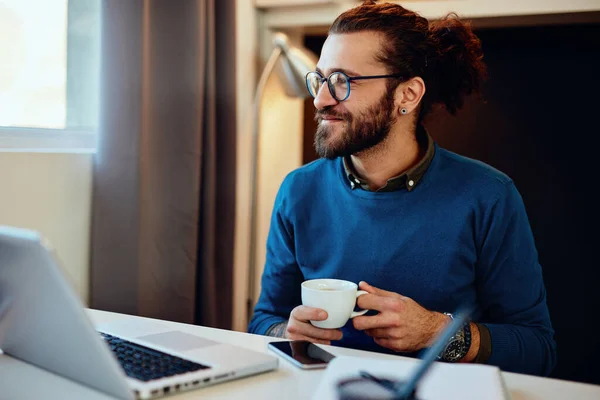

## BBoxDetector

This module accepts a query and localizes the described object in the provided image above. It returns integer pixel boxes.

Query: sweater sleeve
[247,178,304,335]
[476,181,557,376]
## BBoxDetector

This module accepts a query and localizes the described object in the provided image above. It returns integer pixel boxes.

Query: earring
[401,108,408,115]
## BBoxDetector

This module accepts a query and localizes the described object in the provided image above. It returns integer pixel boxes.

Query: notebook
[312,305,511,400]
[0,226,278,399]
[314,355,510,399]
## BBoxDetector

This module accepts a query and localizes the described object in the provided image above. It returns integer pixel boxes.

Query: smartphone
[268,340,336,369]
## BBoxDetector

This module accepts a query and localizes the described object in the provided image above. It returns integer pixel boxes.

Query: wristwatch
[437,312,472,362]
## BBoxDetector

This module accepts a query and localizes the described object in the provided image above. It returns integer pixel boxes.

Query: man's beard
[314,89,396,160]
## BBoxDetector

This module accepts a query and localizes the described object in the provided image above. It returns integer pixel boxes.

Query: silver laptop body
[0,226,278,399]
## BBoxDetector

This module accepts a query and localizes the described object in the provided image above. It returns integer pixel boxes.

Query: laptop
[0,226,278,399]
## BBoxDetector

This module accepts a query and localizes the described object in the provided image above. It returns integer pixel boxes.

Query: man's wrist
[459,322,480,363]
[265,321,288,338]
[431,313,480,363]
[427,311,452,347]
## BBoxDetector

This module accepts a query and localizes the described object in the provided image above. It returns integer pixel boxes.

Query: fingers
[356,293,381,311]
[286,333,331,346]
[291,305,328,322]
[357,293,401,313]
[359,281,398,297]
[364,328,391,338]
[373,337,394,349]
[352,313,390,330]
[287,320,343,341]
[288,306,343,342]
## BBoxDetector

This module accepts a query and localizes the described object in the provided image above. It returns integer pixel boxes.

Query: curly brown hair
[329,1,487,121]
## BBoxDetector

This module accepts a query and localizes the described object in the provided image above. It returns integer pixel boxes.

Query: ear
[394,77,426,116]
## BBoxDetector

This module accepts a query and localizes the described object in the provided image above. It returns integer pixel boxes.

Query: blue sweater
[249,144,556,376]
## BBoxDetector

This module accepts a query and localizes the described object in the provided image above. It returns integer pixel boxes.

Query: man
[248,1,556,376]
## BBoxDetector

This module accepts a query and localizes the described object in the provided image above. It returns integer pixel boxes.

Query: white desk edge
[1,309,599,400]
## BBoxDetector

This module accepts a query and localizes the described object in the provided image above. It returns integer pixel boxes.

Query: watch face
[443,340,465,362]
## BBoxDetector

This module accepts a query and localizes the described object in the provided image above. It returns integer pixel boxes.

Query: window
[0,0,100,152]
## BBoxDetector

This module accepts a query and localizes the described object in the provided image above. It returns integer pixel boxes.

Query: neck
[350,122,423,190]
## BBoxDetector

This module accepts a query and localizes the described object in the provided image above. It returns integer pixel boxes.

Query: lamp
[247,32,318,320]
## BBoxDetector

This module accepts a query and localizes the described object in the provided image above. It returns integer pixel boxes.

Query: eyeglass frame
[305,70,404,102]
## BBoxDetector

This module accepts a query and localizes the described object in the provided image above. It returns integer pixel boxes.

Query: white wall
[231,0,306,329]
[0,152,93,303]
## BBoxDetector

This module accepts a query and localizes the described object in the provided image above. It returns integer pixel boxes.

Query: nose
[313,82,338,110]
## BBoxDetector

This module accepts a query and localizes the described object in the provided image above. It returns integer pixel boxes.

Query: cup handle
[350,290,369,318]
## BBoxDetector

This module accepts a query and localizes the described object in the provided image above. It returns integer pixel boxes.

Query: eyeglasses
[306,71,404,102]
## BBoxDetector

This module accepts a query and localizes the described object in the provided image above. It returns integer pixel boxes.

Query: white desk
[2,309,599,400]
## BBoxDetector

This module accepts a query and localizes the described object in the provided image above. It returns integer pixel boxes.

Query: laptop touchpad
[137,331,219,352]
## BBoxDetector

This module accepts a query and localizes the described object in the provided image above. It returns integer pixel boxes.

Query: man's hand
[285,305,343,345]
[352,281,448,352]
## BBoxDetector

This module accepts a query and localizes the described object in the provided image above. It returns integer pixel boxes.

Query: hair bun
[426,13,487,115]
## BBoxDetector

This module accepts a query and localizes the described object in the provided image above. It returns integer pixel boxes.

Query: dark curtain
[90,0,236,329]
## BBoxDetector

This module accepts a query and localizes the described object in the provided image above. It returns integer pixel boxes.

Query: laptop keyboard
[99,332,210,382]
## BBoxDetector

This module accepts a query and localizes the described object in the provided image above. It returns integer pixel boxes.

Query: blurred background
[0,0,599,386]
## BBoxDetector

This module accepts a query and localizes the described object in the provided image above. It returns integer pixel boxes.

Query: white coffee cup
[301,279,369,329]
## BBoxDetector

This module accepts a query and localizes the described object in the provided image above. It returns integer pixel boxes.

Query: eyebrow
[315,66,362,77]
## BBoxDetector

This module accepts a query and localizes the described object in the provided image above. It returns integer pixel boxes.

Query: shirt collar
[343,125,435,192]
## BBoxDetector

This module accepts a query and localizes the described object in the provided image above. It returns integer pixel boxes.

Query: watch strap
[474,322,492,364]
[439,312,471,362]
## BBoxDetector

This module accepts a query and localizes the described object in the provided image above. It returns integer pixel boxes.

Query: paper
[312,355,510,400]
